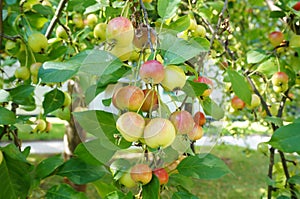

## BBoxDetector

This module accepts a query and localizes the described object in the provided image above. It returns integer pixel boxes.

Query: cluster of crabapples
[113,59,206,148]
[116,163,170,188]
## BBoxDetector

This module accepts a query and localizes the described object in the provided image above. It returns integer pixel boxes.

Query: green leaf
[172,191,198,199]
[43,88,65,115]
[79,49,124,76]
[227,69,252,105]
[51,107,71,121]
[73,110,131,150]
[268,123,300,153]
[294,117,300,123]
[182,79,209,97]
[93,179,118,198]
[168,174,195,193]
[0,89,10,102]
[0,107,16,125]
[157,0,181,19]
[201,98,224,120]
[169,15,190,32]
[35,155,64,180]
[45,184,88,199]
[160,33,209,65]
[14,123,33,134]
[256,58,277,77]
[246,50,267,64]
[74,143,103,166]
[85,67,130,104]
[142,175,160,199]
[269,11,285,18]
[32,4,53,15]
[177,153,231,179]
[57,157,106,184]
[102,98,112,106]
[9,85,35,106]
[0,144,33,199]
[288,175,300,184]
[39,50,87,83]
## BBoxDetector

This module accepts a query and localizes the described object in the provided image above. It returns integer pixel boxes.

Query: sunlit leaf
[268,123,300,153]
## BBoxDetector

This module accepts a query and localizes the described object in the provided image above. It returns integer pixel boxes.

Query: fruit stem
[179,95,188,110]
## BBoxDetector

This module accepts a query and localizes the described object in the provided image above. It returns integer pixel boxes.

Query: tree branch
[279,151,297,199]
[139,0,154,53]
[267,147,275,199]
[45,0,69,39]
[209,0,228,50]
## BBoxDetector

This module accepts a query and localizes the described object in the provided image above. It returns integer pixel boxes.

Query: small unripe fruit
[169,110,194,135]
[30,62,42,76]
[112,86,144,111]
[268,31,284,47]
[93,23,107,40]
[192,25,206,37]
[63,92,72,107]
[188,18,197,31]
[247,94,261,109]
[106,17,134,47]
[193,111,206,126]
[116,112,145,142]
[28,33,48,53]
[231,96,245,110]
[144,118,176,148]
[45,121,52,132]
[33,119,47,133]
[56,25,68,39]
[73,13,84,28]
[130,164,152,185]
[273,84,288,93]
[161,65,186,91]
[139,60,165,84]
[15,67,30,80]
[119,171,137,188]
[141,89,159,112]
[187,124,204,141]
[86,13,98,28]
[153,168,169,185]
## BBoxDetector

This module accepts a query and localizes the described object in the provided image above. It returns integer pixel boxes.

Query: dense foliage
[1,0,300,198]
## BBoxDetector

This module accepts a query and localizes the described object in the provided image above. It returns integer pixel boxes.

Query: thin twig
[267,147,275,199]
[45,0,69,39]
[139,0,154,53]
[276,89,289,118]
[0,33,22,41]
[209,0,228,50]
[57,20,73,45]
[279,151,298,199]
